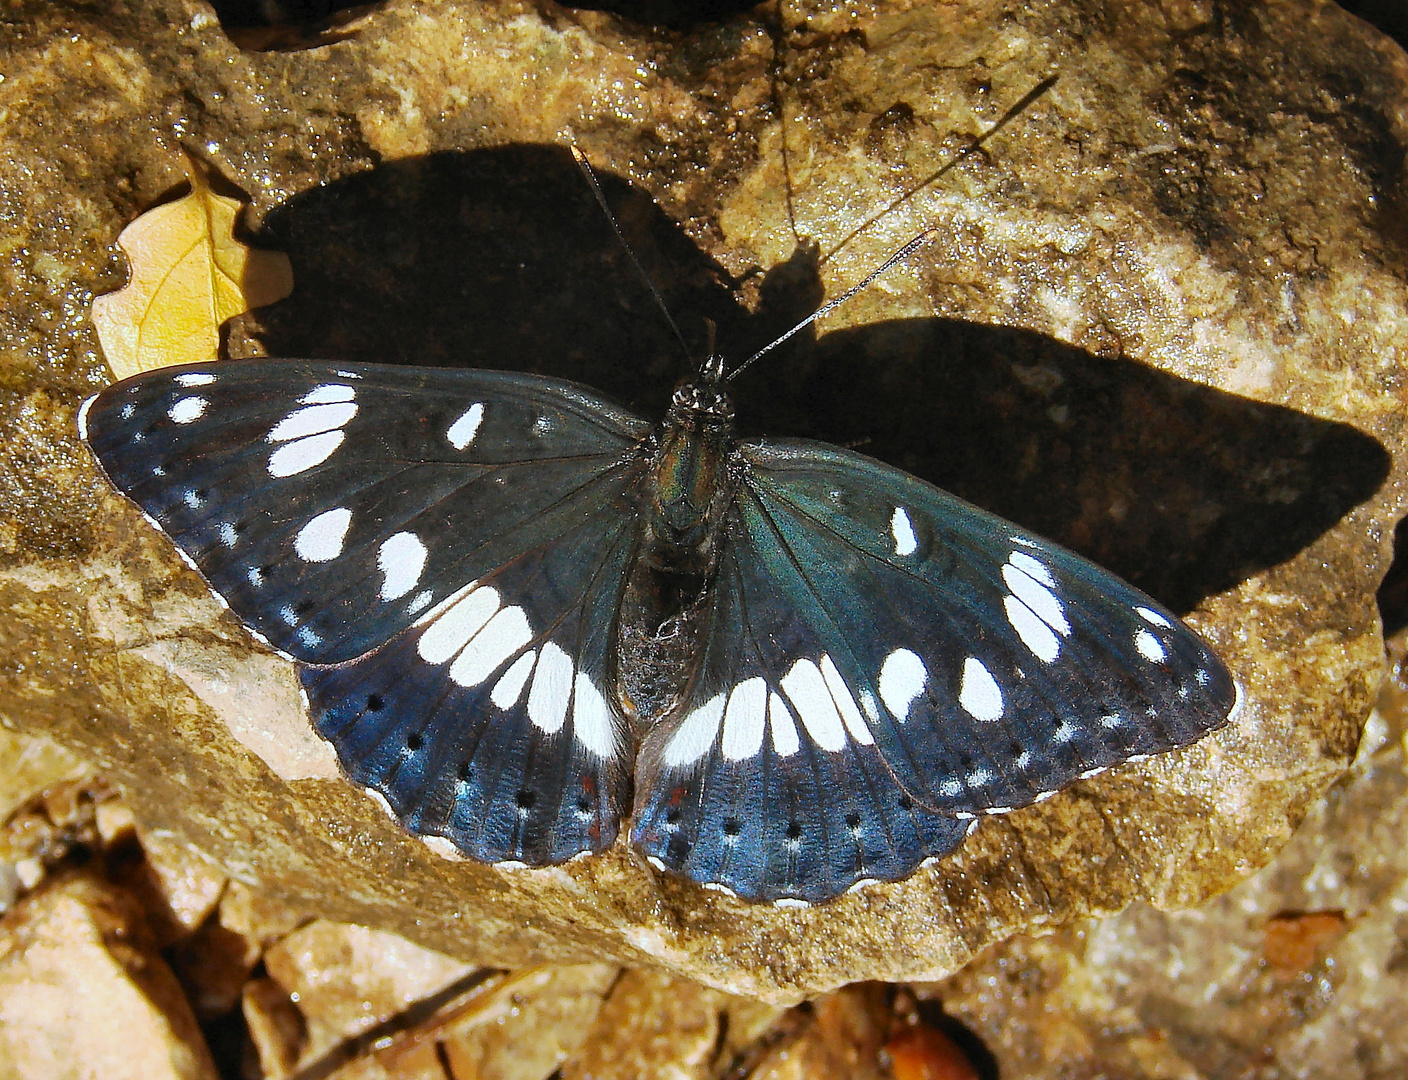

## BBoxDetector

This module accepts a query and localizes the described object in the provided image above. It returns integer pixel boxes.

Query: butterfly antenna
[822,74,1057,263]
[725,75,1056,385]
[727,227,938,383]
[569,141,694,365]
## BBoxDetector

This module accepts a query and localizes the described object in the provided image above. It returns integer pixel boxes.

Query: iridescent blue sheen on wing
[632,439,1235,901]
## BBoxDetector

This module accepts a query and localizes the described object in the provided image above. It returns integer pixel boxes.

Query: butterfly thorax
[641,376,737,576]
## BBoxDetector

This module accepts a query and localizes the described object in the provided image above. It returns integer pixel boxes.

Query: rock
[244,929,618,1080]
[1,0,1404,1002]
[0,730,91,824]
[0,870,217,1080]
[923,629,1408,1078]
[249,920,479,1073]
[562,968,750,1080]
[170,879,307,1020]
[437,964,619,1080]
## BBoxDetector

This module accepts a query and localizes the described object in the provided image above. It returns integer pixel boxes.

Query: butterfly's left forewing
[80,360,652,664]
[634,438,1237,903]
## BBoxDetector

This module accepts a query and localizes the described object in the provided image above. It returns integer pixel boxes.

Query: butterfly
[78,321,1239,905]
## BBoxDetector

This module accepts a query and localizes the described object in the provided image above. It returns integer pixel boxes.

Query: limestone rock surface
[1,0,1405,1001]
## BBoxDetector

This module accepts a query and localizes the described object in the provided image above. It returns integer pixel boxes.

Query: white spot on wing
[268,430,344,476]
[966,765,992,787]
[412,578,478,627]
[663,692,726,767]
[890,507,917,556]
[820,655,872,745]
[781,658,846,753]
[492,650,536,709]
[572,674,616,758]
[528,642,573,733]
[447,403,485,450]
[1004,594,1060,663]
[959,657,1003,721]
[294,507,352,562]
[1135,629,1167,662]
[176,372,216,387]
[168,396,207,424]
[300,383,354,404]
[1136,605,1173,628]
[377,531,427,600]
[418,585,498,664]
[76,396,95,440]
[769,693,800,756]
[878,648,927,721]
[1002,562,1070,635]
[268,401,357,442]
[1008,549,1055,586]
[449,605,532,687]
[720,678,767,761]
[858,687,880,723]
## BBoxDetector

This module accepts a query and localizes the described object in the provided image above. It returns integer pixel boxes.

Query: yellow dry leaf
[91,152,293,380]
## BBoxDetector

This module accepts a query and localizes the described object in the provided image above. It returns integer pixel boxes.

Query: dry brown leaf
[92,152,293,380]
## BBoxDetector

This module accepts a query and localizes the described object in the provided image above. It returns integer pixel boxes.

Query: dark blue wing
[633,439,1237,904]
[79,359,652,663]
[81,358,652,866]
[302,467,640,865]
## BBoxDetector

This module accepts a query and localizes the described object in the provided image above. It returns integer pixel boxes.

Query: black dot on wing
[845,811,862,831]
[457,759,472,782]
[785,820,803,840]
[365,693,384,713]
[405,732,424,752]
[665,807,681,825]
[515,788,537,811]
[723,817,742,837]
[897,793,913,811]
[576,795,592,814]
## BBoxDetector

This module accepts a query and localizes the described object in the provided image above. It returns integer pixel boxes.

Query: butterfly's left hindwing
[302,479,640,865]
[634,439,1237,903]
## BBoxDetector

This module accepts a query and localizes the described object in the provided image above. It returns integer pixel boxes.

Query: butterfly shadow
[246,144,1389,614]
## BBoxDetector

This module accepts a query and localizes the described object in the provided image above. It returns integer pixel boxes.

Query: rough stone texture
[923,629,1408,1079]
[0,870,219,1080]
[1,0,1405,1002]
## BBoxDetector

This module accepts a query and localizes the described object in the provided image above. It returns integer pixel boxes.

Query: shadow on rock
[249,144,1390,616]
